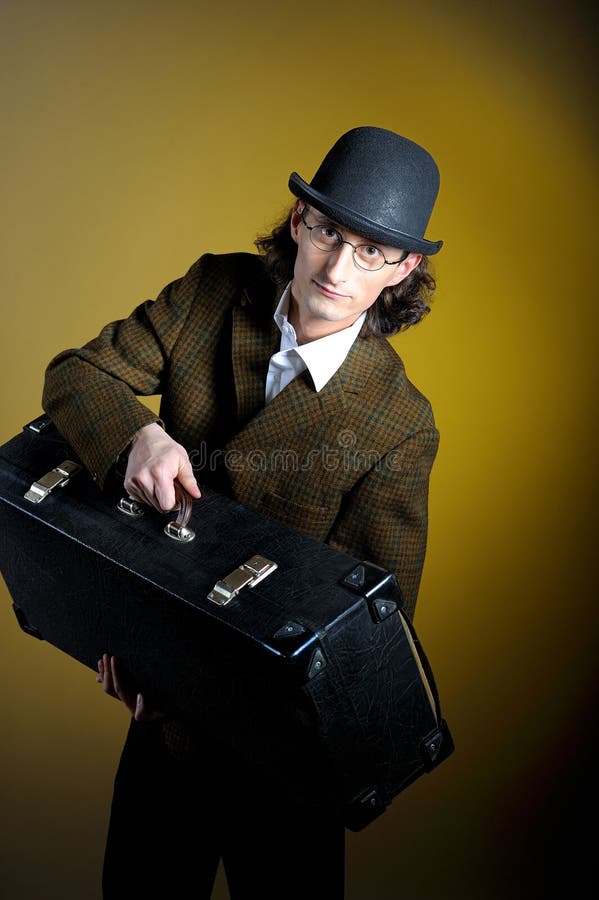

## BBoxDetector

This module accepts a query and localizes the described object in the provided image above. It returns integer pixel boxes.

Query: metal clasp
[208,555,278,606]
[117,496,146,517]
[24,460,82,503]
[164,520,195,543]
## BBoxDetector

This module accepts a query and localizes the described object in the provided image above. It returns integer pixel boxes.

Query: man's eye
[360,245,383,259]
[317,226,340,243]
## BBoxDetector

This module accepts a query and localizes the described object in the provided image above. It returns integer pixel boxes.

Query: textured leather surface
[0,421,453,830]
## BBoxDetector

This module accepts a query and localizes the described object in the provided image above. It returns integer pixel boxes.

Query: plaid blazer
[43,253,438,618]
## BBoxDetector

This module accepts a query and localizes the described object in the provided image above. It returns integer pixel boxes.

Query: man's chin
[306,297,352,323]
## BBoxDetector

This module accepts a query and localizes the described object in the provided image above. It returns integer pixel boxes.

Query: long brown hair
[254,207,436,337]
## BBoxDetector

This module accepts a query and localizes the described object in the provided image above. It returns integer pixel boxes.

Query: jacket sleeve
[326,426,439,621]
[42,257,204,488]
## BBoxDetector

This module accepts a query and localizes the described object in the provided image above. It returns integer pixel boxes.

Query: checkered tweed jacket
[42,252,438,619]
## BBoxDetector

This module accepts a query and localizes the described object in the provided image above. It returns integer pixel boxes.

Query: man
[42,126,443,899]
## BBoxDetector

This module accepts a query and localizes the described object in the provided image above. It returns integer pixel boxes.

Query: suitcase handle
[163,482,195,543]
[117,481,196,543]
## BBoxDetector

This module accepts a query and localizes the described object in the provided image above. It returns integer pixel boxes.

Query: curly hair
[254,206,436,337]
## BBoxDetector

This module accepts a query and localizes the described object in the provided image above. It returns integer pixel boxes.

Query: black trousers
[102,719,345,899]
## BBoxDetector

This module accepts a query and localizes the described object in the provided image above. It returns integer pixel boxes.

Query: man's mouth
[313,280,349,300]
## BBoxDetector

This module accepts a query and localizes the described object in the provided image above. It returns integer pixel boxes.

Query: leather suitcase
[0,415,453,831]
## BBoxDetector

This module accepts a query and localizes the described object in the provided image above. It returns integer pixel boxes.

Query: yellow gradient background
[0,2,596,898]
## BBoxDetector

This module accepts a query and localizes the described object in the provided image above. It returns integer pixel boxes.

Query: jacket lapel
[228,321,383,453]
[231,284,281,427]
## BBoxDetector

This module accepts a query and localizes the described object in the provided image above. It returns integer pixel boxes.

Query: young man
[43,126,443,899]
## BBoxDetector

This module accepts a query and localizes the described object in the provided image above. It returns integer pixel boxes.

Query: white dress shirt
[265,283,366,404]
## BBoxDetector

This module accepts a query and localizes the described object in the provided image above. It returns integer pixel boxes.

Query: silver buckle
[208,555,278,606]
[24,460,82,503]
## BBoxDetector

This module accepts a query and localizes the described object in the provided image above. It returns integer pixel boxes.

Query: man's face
[289,202,422,340]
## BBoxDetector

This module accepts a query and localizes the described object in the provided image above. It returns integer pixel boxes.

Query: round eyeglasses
[300,208,406,272]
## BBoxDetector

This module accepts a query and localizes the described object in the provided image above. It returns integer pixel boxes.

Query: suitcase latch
[208,555,278,606]
[24,459,82,503]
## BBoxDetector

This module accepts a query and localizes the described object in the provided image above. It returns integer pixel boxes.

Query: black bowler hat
[288,126,443,255]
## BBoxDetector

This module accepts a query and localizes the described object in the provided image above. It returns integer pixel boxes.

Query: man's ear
[388,252,422,287]
[290,202,304,245]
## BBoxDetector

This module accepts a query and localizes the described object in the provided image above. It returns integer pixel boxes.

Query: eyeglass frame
[299,207,408,271]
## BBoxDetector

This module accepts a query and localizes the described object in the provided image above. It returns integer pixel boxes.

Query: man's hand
[123,422,201,513]
[96,654,165,722]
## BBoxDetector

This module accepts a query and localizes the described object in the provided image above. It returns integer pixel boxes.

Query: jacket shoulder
[190,252,273,294]
[351,336,437,440]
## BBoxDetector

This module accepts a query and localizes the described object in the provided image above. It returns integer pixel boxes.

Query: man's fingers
[124,425,200,512]
[178,459,201,499]
[123,475,197,514]
[98,656,164,721]
[134,693,151,722]
[126,473,177,513]
[109,655,131,707]
[134,692,166,722]
[178,474,201,499]
[123,478,156,511]
[98,653,118,699]
[109,655,121,697]
[153,480,177,513]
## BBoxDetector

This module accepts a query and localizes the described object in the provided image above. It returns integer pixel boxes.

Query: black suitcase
[0,415,453,831]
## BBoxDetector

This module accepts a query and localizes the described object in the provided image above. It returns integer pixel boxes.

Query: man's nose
[324,242,354,282]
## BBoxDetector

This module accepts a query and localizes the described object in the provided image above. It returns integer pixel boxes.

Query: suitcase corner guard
[342,561,403,623]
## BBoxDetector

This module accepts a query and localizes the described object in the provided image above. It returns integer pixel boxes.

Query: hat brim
[289,172,443,256]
